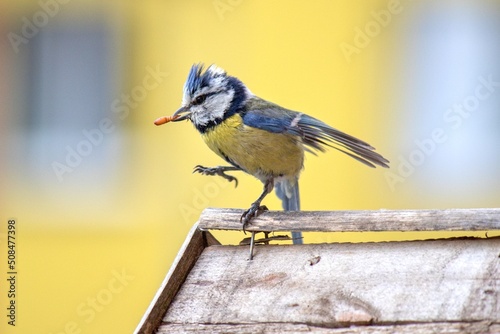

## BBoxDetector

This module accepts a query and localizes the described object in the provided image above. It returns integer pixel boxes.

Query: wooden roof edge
[134,222,218,334]
[198,207,500,232]
[134,207,500,333]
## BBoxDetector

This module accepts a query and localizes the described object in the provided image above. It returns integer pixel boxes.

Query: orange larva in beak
[154,114,180,126]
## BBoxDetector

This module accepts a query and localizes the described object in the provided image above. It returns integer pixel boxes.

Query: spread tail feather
[275,178,303,244]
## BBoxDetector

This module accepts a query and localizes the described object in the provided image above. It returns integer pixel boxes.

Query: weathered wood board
[135,208,500,333]
[159,238,499,332]
[157,322,500,333]
[198,208,500,232]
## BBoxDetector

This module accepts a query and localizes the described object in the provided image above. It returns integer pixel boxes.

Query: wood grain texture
[134,224,212,334]
[198,207,500,232]
[162,239,499,329]
[157,322,500,333]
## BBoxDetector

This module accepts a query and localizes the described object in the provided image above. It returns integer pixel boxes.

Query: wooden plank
[198,207,500,232]
[157,322,500,333]
[162,239,499,328]
[134,224,215,334]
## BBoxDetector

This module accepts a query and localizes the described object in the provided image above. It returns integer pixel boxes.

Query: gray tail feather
[275,178,303,245]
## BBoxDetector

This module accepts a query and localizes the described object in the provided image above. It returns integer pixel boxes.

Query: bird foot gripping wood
[240,204,268,232]
[240,204,269,260]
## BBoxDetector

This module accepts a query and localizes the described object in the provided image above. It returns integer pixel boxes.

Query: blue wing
[241,97,389,168]
[241,107,295,133]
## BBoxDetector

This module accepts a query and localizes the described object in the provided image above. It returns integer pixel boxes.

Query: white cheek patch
[191,89,234,127]
[206,89,234,117]
[190,105,208,126]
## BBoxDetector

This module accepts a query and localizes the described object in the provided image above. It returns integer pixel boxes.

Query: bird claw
[240,204,268,233]
[193,165,239,187]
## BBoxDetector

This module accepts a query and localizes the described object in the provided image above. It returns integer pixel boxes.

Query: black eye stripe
[191,91,222,106]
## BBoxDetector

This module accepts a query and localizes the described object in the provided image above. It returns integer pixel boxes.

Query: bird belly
[201,114,304,181]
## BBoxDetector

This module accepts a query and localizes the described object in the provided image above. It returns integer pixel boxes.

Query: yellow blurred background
[1,0,499,333]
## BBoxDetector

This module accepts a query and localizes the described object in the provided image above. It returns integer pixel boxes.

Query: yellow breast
[201,114,304,180]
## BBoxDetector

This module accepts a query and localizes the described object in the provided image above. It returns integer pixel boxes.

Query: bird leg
[240,178,274,231]
[193,165,241,187]
[243,179,272,261]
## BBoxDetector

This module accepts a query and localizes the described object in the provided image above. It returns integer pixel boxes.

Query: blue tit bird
[156,64,389,251]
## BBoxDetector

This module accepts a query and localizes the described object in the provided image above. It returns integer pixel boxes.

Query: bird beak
[171,106,191,122]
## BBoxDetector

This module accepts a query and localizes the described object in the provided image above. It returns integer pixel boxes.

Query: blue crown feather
[184,64,226,95]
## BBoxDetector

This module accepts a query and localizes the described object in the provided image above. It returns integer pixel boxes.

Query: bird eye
[193,95,207,105]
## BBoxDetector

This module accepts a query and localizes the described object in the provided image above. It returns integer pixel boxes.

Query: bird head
[172,64,251,132]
